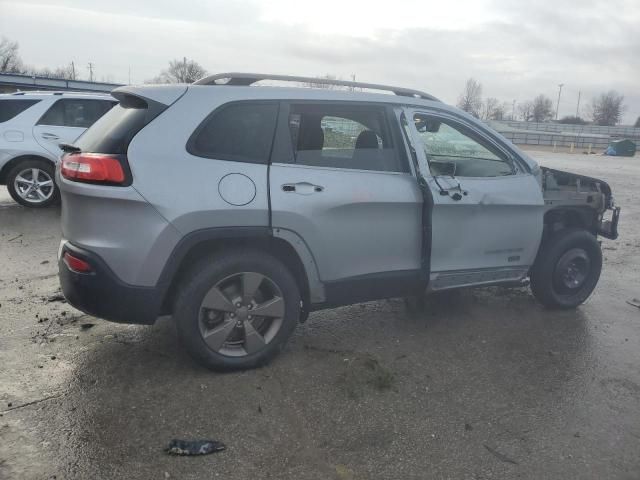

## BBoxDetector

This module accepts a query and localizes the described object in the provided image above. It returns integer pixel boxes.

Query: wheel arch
[158,227,323,320]
[543,206,598,236]
[0,154,56,185]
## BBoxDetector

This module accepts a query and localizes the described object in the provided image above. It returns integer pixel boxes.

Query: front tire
[6,159,60,208]
[174,250,301,371]
[530,228,602,309]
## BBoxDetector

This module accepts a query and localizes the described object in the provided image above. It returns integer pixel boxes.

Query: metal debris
[165,439,226,456]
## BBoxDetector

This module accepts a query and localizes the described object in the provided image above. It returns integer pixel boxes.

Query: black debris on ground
[165,439,226,456]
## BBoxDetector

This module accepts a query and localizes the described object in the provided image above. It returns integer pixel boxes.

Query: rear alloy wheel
[530,228,602,309]
[7,159,60,208]
[174,251,300,371]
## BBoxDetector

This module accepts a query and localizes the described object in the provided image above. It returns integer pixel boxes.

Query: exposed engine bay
[541,167,620,239]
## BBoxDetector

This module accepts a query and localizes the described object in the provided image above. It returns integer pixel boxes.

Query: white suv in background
[0,91,116,207]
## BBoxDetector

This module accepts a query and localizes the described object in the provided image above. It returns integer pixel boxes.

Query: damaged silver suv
[56,73,620,371]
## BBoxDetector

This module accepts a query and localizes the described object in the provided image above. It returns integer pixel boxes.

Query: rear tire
[6,159,60,208]
[174,250,301,371]
[530,228,602,309]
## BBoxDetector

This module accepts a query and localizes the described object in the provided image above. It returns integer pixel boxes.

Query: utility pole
[87,62,94,82]
[512,99,516,120]
[70,61,76,80]
[576,90,581,118]
[555,83,564,120]
[128,66,131,84]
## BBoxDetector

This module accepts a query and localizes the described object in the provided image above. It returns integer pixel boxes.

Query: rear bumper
[58,242,162,325]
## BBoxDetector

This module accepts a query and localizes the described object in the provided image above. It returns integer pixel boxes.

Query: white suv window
[413,113,514,177]
[0,99,41,123]
[37,99,115,128]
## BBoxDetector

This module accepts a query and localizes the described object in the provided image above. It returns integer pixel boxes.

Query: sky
[1,0,639,123]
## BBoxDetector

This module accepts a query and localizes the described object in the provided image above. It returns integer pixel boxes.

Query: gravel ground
[0,150,639,480]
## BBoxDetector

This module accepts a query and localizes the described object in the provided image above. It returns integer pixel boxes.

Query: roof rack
[194,72,439,101]
[9,90,109,96]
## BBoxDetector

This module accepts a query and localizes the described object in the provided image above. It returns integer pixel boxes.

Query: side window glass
[413,113,513,177]
[0,100,41,123]
[38,99,115,128]
[189,103,278,164]
[289,104,406,173]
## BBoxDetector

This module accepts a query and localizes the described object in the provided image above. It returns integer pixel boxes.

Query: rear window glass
[38,99,115,128]
[75,100,149,154]
[188,102,279,164]
[0,99,40,123]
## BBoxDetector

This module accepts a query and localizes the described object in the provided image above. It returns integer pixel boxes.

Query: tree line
[457,77,630,127]
[0,36,207,84]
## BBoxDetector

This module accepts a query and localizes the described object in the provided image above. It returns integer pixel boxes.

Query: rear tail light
[63,252,92,273]
[61,153,130,185]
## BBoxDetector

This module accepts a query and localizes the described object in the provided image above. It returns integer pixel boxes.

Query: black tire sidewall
[174,250,301,371]
[7,159,60,208]
[531,228,602,309]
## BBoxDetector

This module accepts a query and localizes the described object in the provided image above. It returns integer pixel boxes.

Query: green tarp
[606,139,636,157]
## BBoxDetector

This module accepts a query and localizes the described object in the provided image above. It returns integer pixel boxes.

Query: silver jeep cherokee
[57,73,620,371]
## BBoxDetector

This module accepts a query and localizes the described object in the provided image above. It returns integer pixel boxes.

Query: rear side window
[188,102,279,164]
[37,99,115,128]
[288,103,406,173]
[0,99,40,123]
[75,96,153,154]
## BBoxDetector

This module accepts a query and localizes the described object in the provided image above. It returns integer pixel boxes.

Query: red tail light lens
[61,153,127,185]
[63,252,92,273]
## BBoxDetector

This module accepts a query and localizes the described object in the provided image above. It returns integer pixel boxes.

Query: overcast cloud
[1,0,638,122]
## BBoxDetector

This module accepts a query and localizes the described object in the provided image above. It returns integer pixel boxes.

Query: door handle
[41,132,60,140]
[282,182,324,195]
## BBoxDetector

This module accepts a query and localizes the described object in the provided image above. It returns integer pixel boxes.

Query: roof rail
[9,90,108,96]
[194,72,439,101]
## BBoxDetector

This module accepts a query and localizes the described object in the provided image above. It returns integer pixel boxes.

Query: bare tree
[152,57,207,84]
[24,64,76,80]
[490,102,508,121]
[517,101,534,122]
[0,37,23,73]
[589,91,625,126]
[481,97,507,121]
[531,94,554,122]
[457,78,483,117]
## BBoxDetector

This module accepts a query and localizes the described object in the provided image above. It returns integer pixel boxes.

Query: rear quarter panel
[126,88,269,233]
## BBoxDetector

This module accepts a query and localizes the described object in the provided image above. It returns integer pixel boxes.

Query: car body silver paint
[404,106,545,274]
[270,163,423,281]
[125,87,270,234]
[57,170,181,286]
[58,83,566,302]
[271,227,326,303]
[111,84,187,106]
